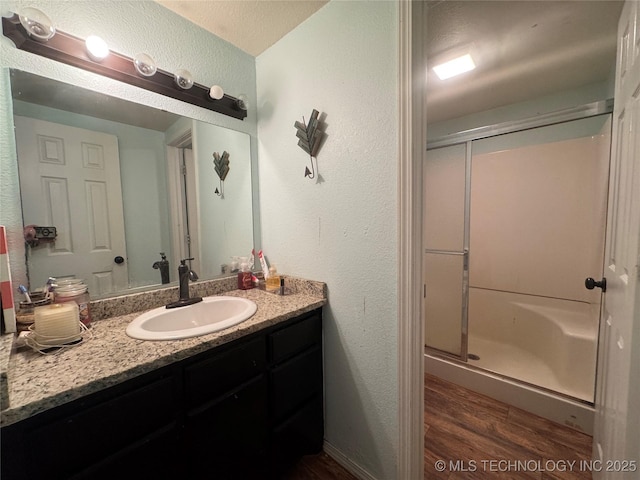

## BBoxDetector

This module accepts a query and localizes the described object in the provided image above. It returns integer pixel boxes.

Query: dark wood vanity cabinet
[268,312,324,474]
[1,308,323,480]
[183,336,269,479]
[1,367,183,480]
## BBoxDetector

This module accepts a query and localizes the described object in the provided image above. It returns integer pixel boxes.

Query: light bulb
[433,54,475,80]
[209,85,224,100]
[134,53,157,77]
[174,69,194,90]
[236,94,249,111]
[85,35,109,61]
[18,7,55,42]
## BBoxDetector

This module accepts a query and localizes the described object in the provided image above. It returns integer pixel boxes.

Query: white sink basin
[126,296,257,341]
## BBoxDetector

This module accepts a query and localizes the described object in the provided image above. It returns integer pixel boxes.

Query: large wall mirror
[9,69,254,299]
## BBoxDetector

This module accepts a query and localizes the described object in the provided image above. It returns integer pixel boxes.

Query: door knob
[114,256,125,264]
[585,277,606,292]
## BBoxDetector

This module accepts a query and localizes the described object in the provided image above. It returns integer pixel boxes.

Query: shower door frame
[424,98,614,367]
[427,99,613,149]
[423,142,472,361]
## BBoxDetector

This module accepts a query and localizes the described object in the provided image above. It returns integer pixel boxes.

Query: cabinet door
[185,375,269,479]
[71,424,180,480]
[22,373,178,479]
[272,395,324,473]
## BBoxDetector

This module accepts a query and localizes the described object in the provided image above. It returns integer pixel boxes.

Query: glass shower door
[423,143,469,359]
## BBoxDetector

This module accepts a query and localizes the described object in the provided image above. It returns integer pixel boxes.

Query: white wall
[256,1,399,478]
[0,0,257,289]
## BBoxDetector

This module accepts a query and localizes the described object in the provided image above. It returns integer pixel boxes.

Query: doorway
[424,107,612,406]
[167,130,200,277]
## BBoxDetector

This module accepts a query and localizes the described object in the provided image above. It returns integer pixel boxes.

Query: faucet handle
[180,257,195,265]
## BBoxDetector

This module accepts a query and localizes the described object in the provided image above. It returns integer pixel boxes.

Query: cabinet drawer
[185,337,265,409]
[270,346,322,422]
[26,374,177,478]
[269,311,321,364]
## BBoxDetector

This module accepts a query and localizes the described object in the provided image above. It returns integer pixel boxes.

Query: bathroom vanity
[0,282,325,479]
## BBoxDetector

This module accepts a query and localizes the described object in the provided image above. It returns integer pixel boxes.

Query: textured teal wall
[256,1,399,478]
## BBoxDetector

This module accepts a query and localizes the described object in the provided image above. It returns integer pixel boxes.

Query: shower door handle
[585,277,607,292]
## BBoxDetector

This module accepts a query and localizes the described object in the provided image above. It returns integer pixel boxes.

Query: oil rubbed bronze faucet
[152,252,170,284]
[166,258,202,309]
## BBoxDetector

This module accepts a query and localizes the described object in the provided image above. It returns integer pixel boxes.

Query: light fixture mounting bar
[2,14,246,120]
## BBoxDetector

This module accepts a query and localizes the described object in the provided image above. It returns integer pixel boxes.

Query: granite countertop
[0,276,326,427]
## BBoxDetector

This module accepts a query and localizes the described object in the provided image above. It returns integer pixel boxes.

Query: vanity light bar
[2,14,247,121]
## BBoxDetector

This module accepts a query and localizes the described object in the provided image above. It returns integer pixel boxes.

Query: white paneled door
[15,116,128,296]
[593,0,640,476]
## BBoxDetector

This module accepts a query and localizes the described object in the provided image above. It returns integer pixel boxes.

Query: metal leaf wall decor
[294,109,325,178]
[213,151,230,180]
[213,151,230,197]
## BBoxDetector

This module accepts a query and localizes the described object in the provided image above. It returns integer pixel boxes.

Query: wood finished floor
[284,374,593,479]
[282,452,359,480]
[424,374,593,480]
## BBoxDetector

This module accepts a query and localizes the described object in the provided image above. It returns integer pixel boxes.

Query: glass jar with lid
[16,293,51,331]
[53,280,91,326]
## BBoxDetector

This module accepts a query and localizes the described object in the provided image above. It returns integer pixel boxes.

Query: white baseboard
[323,441,378,480]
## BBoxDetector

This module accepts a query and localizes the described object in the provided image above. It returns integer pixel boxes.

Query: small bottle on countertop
[237,262,253,290]
[266,265,280,292]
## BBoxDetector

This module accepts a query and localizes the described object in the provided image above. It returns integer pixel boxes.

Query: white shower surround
[468,288,599,402]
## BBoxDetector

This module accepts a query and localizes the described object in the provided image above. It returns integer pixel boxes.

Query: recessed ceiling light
[433,53,476,80]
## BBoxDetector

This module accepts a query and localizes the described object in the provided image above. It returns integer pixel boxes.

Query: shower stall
[423,101,612,433]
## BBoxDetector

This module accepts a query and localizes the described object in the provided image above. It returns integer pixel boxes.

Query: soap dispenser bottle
[237,262,253,290]
[266,265,280,292]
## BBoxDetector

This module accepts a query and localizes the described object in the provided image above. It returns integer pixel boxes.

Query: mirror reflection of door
[167,130,200,276]
[14,116,128,296]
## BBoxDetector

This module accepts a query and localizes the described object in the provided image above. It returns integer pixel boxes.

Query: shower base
[467,335,592,402]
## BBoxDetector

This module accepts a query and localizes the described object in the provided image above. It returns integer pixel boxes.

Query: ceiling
[13,1,623,128]
[426,1,623,123]
[155,0,623,125]
[155,0,328,57]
